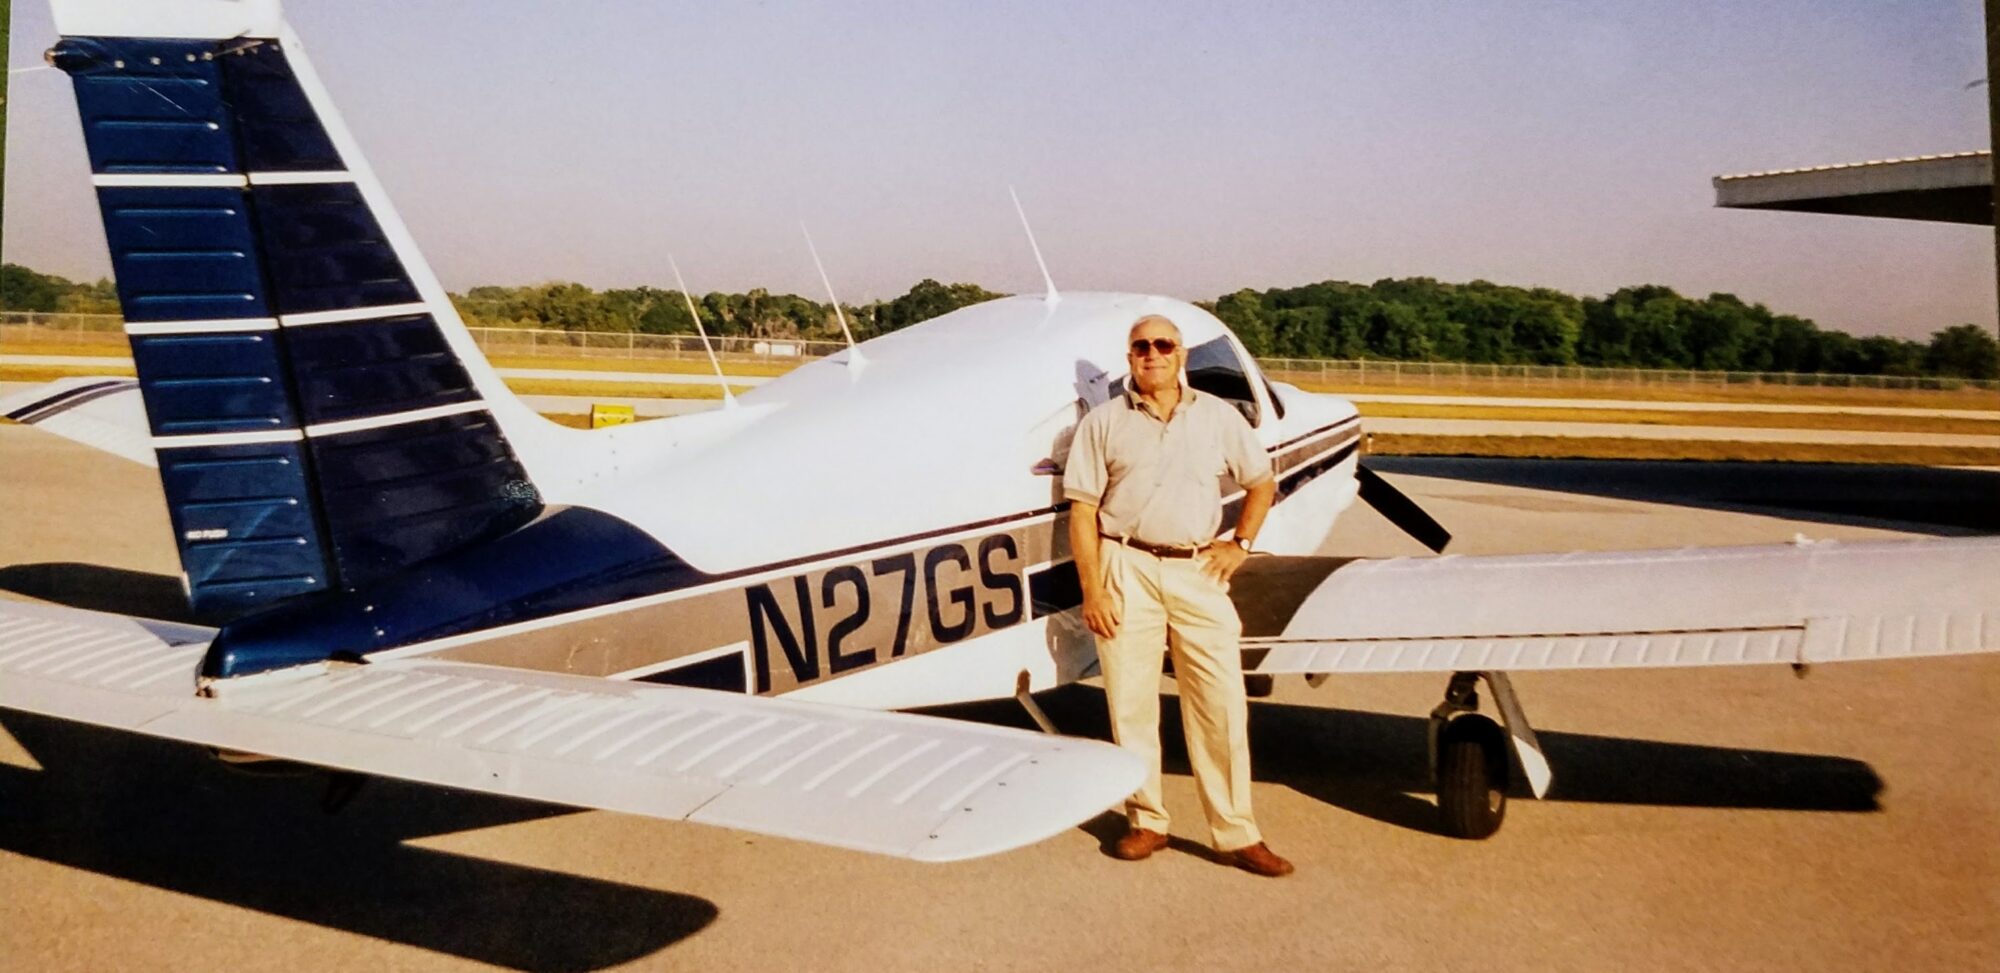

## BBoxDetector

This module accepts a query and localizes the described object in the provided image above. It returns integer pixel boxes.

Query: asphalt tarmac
[1,424,1995,972]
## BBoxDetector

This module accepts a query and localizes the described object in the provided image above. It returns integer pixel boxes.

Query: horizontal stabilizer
[0,599,1141,861]
[1233,539,2000,674]
[1,377,154,467]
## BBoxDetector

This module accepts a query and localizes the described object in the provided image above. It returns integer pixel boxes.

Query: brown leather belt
[1110,536,1203,559]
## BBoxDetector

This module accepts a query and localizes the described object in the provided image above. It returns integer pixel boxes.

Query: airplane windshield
[1185,336,1261,427]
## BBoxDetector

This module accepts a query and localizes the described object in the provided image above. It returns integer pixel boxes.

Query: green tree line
[1,264,120,314]
[6,262,1995,379]
[452,278,1001,342]
[1209,278,1999,379]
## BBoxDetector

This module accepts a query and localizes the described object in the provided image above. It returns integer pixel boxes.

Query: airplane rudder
[50,11,545,617]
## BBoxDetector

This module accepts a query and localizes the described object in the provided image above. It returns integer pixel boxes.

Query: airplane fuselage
[203,294,1364,709]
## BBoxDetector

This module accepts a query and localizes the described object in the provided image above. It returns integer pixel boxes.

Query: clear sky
[4,0,1993,339]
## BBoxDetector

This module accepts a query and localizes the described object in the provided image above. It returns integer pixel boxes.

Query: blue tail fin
[50,1,550,618]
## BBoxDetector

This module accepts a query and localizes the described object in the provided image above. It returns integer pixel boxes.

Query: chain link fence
[464,326,847,363]
[1,311,127,351]
[6,311,1996,394]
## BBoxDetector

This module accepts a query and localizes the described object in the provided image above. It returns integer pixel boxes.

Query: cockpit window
[1185,336,1261,427]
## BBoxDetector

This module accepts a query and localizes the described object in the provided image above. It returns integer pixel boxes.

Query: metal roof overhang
[1713,151,1993,225]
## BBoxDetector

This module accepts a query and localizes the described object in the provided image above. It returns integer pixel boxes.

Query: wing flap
[1237,538,2000,674]
[1250,629,1805,675]
[0,598,209,725]
[0,600,1141,861]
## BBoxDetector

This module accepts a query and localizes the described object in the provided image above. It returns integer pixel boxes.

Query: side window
[1185,336,1261,427]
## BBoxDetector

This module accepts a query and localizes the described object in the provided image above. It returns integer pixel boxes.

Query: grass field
[485,355,797,378]
[1363,433,2000,466]
[0,364,137,382]
[0,341,128,359]
[507,378,748,399]
[1358,402,2000,435]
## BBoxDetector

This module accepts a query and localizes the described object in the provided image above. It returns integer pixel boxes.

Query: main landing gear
[1427,671,1550,839]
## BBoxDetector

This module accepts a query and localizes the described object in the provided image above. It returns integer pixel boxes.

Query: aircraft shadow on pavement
[0,711,716,972]
[0,563,205,624]
[1367,457,2000,536]
[929,686,1882,839]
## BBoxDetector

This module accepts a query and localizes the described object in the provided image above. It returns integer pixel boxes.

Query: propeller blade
[1356,465,1452,554]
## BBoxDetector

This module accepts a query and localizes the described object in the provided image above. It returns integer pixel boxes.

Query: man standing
[1062,314,1291,877]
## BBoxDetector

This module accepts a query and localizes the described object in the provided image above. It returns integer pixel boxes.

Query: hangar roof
[1713,150,1992,225]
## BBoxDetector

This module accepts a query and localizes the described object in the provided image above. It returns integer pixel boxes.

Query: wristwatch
[1232,536,1253,552]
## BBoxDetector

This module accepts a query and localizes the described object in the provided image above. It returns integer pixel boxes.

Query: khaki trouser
[1095,539,1260,850]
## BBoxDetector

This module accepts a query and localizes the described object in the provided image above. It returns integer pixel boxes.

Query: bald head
[1127,314,1182,345]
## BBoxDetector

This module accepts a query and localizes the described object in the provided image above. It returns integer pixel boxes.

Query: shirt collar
[1123,381,1198,419]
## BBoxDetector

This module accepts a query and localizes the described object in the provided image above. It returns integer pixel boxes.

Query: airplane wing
[0,598,1141,862]
[1,378,154,468]
[1233,538,2000,674]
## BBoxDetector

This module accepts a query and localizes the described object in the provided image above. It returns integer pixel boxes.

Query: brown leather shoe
[1219,842,1294,877]
[1111,827,1170,861]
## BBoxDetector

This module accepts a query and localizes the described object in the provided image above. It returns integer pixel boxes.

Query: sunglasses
[1129,338,1179,356]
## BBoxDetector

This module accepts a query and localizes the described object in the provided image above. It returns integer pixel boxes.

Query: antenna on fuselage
[800,223,868,375]
[1008,185,1059,306]
[667,254,738,410]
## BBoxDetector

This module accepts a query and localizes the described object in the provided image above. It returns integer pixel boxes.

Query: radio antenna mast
[1009,185,1059,306]
[801,223,867,374]
[668,254,737,409]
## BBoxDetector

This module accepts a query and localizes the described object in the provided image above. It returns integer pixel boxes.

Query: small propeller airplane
[5,0,1998,860]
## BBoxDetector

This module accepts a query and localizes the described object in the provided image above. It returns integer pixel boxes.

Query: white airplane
[5,0,1998,859]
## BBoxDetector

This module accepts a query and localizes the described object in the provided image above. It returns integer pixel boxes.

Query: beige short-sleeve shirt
[1062,386,1274,548]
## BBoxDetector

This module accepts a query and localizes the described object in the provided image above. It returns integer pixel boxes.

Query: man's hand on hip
[1081,585,1121,640]
[1200,542,1250,583]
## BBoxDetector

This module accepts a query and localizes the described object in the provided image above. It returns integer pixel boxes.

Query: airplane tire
[1436,715,1508,840]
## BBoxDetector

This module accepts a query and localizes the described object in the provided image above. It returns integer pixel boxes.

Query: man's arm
[1235,475,1277,547]
[1202,408,1279,584]
[1069,500,1119,639]
[1201,475,1275,583]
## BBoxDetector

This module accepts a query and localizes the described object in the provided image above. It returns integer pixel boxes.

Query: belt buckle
[1143,539,1197,558]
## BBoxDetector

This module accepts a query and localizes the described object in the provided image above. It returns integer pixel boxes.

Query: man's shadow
[925,684,1883,851]
[0,711,717,972]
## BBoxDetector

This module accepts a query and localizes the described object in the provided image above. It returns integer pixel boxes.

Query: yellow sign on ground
[590,403,636,429]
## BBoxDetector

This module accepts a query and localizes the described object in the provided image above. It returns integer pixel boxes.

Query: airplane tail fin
[48,0,566,618]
